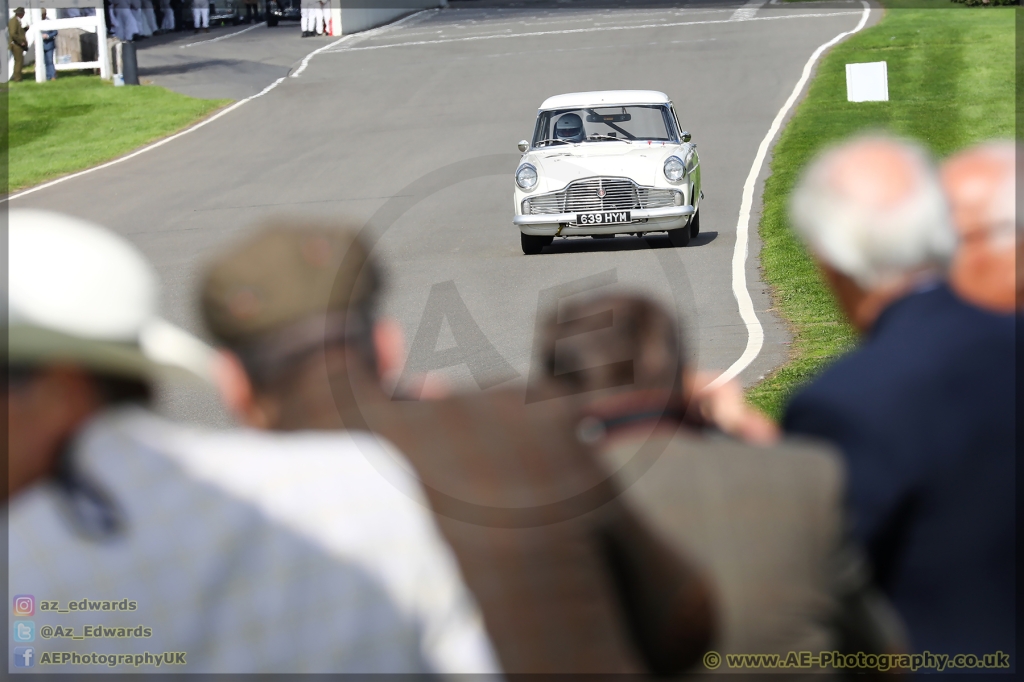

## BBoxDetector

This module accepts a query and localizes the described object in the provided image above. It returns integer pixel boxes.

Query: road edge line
[705,0,871,391]
[1,9,432,204]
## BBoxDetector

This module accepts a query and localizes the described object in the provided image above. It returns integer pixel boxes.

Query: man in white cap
[7,210,499,674]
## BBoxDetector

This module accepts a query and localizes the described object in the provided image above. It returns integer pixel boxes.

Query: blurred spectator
[40,9,57,80]
[192,0,209,33]
[141,0,159,35]
[110,0,140,41]
[942,141,1020,313]
[244,0,258,24]
[7,210,498,673]
[8,8,28,82]
[201,222,715,674]
[315,0,328,34]
[130,0,153,38]
[539,293,905,661]
[300,0,314,36]
[159,0,175,31]
[784,136,1015,657]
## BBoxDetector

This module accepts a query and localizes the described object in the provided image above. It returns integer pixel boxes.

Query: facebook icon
[14,647,35,668]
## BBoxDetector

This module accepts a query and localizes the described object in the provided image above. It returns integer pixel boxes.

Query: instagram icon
[13,595,34,617]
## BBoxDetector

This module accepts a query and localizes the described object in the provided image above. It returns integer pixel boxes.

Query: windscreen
[532,105,678,147]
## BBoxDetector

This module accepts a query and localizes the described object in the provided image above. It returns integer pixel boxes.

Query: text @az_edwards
[38,598,137,613]
[35,651,186,667]
[40,624,153,639]
[702,650,1012,672]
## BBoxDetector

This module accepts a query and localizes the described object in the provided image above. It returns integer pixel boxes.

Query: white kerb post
[32,6,44,82]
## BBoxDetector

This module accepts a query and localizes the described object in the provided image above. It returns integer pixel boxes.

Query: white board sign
[846,61,888,102]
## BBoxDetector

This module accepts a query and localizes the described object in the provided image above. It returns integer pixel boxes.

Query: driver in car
[554,113,587,143]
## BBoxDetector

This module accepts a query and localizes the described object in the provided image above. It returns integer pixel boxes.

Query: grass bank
[746,1,1015,420]
[2,71,229,192]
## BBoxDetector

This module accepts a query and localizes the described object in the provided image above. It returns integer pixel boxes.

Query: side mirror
[518,140,530,153]
[680,131,691,143]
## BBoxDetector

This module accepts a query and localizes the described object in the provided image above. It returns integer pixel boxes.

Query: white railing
[29,4,110,82]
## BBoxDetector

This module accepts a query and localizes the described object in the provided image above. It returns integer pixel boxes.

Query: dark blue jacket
[783,284,1015,660]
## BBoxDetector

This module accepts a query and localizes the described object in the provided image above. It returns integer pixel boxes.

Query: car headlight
[664,156,685,182]
[516,164,538,191]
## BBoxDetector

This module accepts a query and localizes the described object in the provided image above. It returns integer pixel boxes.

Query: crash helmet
[554,113,585,142]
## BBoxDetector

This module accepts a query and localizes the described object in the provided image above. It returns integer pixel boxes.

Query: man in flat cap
[201,221,716,675]
[8,210,498,674]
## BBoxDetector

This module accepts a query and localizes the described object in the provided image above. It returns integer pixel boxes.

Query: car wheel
[689,209,700,239]
[591,234,615,239]
[521,233,553,255]
[668,225,691,247]
[267,17,278,26]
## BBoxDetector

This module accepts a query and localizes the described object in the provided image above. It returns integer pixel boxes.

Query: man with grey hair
[942,140,1020,314]
[782,136,1015,659]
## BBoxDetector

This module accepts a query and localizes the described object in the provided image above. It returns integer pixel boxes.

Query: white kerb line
[179,22,266,49]
[1,75,285,204]
[0,9,432,204]
[730,0,766,22]
[704,0,871,391]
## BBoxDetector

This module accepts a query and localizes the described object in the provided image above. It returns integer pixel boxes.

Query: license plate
[575,211,631,225]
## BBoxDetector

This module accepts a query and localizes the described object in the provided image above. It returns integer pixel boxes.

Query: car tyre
[668,224,691,247]
[521,233,553,255]
[689,209,700,239]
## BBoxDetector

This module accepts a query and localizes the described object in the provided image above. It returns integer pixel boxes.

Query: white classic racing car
[513,90,702,255]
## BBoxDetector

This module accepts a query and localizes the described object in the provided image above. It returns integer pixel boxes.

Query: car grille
[525,177,679,214]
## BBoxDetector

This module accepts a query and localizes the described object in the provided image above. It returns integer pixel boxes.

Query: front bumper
[513,205,695,236]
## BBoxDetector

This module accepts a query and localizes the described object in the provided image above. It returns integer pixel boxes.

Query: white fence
[5,0,109,83]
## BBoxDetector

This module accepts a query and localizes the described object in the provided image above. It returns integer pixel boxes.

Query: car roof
[539,90,671,110]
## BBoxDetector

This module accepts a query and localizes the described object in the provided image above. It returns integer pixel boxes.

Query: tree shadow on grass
[6,101,97,151]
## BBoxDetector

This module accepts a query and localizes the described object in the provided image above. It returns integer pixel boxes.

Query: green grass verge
[2,70,229,192]
[746,1,1015,420]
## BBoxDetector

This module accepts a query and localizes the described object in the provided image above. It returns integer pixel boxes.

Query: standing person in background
[783,135,1015,659]
[140,0,159,35]
[244,0,258,23]
[129,0,152,37]
[299,0,314,36]
[159,0,175,31]
[111,0,140,41]
[7,8,28,82]
[312,0,326,34]
[941,141,1020,314]
[40,9,57,80]
[192,0,208,33]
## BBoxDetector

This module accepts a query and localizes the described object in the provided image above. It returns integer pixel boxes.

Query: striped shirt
[8,407,499,674]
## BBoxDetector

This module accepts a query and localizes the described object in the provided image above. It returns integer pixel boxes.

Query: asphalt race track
[11,0,877,425]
